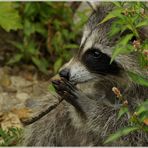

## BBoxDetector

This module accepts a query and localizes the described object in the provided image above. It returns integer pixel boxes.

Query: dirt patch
[0,66,59,130]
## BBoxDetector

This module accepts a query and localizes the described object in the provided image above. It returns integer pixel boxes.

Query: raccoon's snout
[59,68,70,80]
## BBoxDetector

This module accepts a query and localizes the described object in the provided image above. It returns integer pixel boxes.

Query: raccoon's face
[59,4,140,86]
[59,7,121,85]
[59,46,121,85]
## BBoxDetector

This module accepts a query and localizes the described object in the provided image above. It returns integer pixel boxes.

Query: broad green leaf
[108,23,121,37]
[136,20,148,28]
[128,71,148,87]
[0,2,22,32]
[110,45,134,63]
[99,8,122,25]
[118,34,134,45]
[104,126,139,144]
[117,107,129,120]
[110,34,134,63]
[7,54,22,65]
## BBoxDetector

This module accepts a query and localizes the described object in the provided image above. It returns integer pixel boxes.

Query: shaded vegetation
[0,2,87,74]
[102,2,148,144]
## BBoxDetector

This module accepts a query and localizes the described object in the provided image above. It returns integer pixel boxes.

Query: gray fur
[23,2,148,146]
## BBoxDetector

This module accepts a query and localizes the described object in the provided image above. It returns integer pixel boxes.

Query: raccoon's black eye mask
[81,48,121,75]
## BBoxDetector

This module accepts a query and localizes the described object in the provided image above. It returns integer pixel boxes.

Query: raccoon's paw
[52,78,92,116]
[52,78,78,99]
[52,78,86,113]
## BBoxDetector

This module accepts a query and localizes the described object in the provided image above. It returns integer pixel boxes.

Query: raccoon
[23,2,148,146]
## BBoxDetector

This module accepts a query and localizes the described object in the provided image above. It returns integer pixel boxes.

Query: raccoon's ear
[87,1,101,12]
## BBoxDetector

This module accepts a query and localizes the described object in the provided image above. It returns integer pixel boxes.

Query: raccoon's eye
[91,49,102,58]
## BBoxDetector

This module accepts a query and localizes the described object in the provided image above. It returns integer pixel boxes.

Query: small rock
[16,92,30,102]
[11,76,32,89]
[0,74,11,88]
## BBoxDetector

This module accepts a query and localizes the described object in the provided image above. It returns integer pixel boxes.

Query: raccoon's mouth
[70,77,96,86]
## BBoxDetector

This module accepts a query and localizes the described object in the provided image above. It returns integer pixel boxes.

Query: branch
[22,98,63,126]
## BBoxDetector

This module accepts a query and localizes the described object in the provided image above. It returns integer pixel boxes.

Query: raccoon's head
[59,2,147,91]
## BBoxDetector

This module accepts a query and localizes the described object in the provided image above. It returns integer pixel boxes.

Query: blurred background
[0,2,90,143]
[0,2,90,79]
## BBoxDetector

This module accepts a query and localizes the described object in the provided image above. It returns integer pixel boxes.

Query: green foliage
[0,128,23,146]
[128,71,148,87]
[101,2,148,144]
[0,2,86,74]
[100,2,148,66]
[104,126,139,144]
[0,2,22,32]
[105,99,148,144]
[117,106,129,120]
[136,99,148,122]
[48,83,56,94]
[110,34,134,63]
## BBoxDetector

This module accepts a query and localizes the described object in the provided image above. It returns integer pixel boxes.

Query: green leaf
[136,99,148,115]
[118,34,134,45]
[63,44,79,49]
[136,20,148,28]
[9,41,24,52]
[0,2,22,32]
[108,24,121,37]
[48,83,56,94]
[143,126,148,132]
[54,58,63,73]
[99,8,122,25]
[34,23,47,37]
[128,71,148,87]
[7,54,23,65]
[112,2,122,7]
[24,19,35,36]
[104,126,139,144]
[26,39,38,55]
[117,107,129,120]
[32,57,48,74]
[110,34,134,63]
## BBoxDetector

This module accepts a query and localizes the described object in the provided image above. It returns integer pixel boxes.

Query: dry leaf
[11,108,32,121]
[1,112,22,131]
[143,118,148,126]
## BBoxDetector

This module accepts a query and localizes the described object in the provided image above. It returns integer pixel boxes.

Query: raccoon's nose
[59,69,70,80]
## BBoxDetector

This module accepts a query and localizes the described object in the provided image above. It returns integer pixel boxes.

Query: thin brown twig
[22,98,63,126]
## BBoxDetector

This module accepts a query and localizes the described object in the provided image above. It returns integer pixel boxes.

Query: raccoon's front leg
[52,78,96,117]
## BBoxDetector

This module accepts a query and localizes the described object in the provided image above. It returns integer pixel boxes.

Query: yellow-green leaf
[0,2,22,32]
